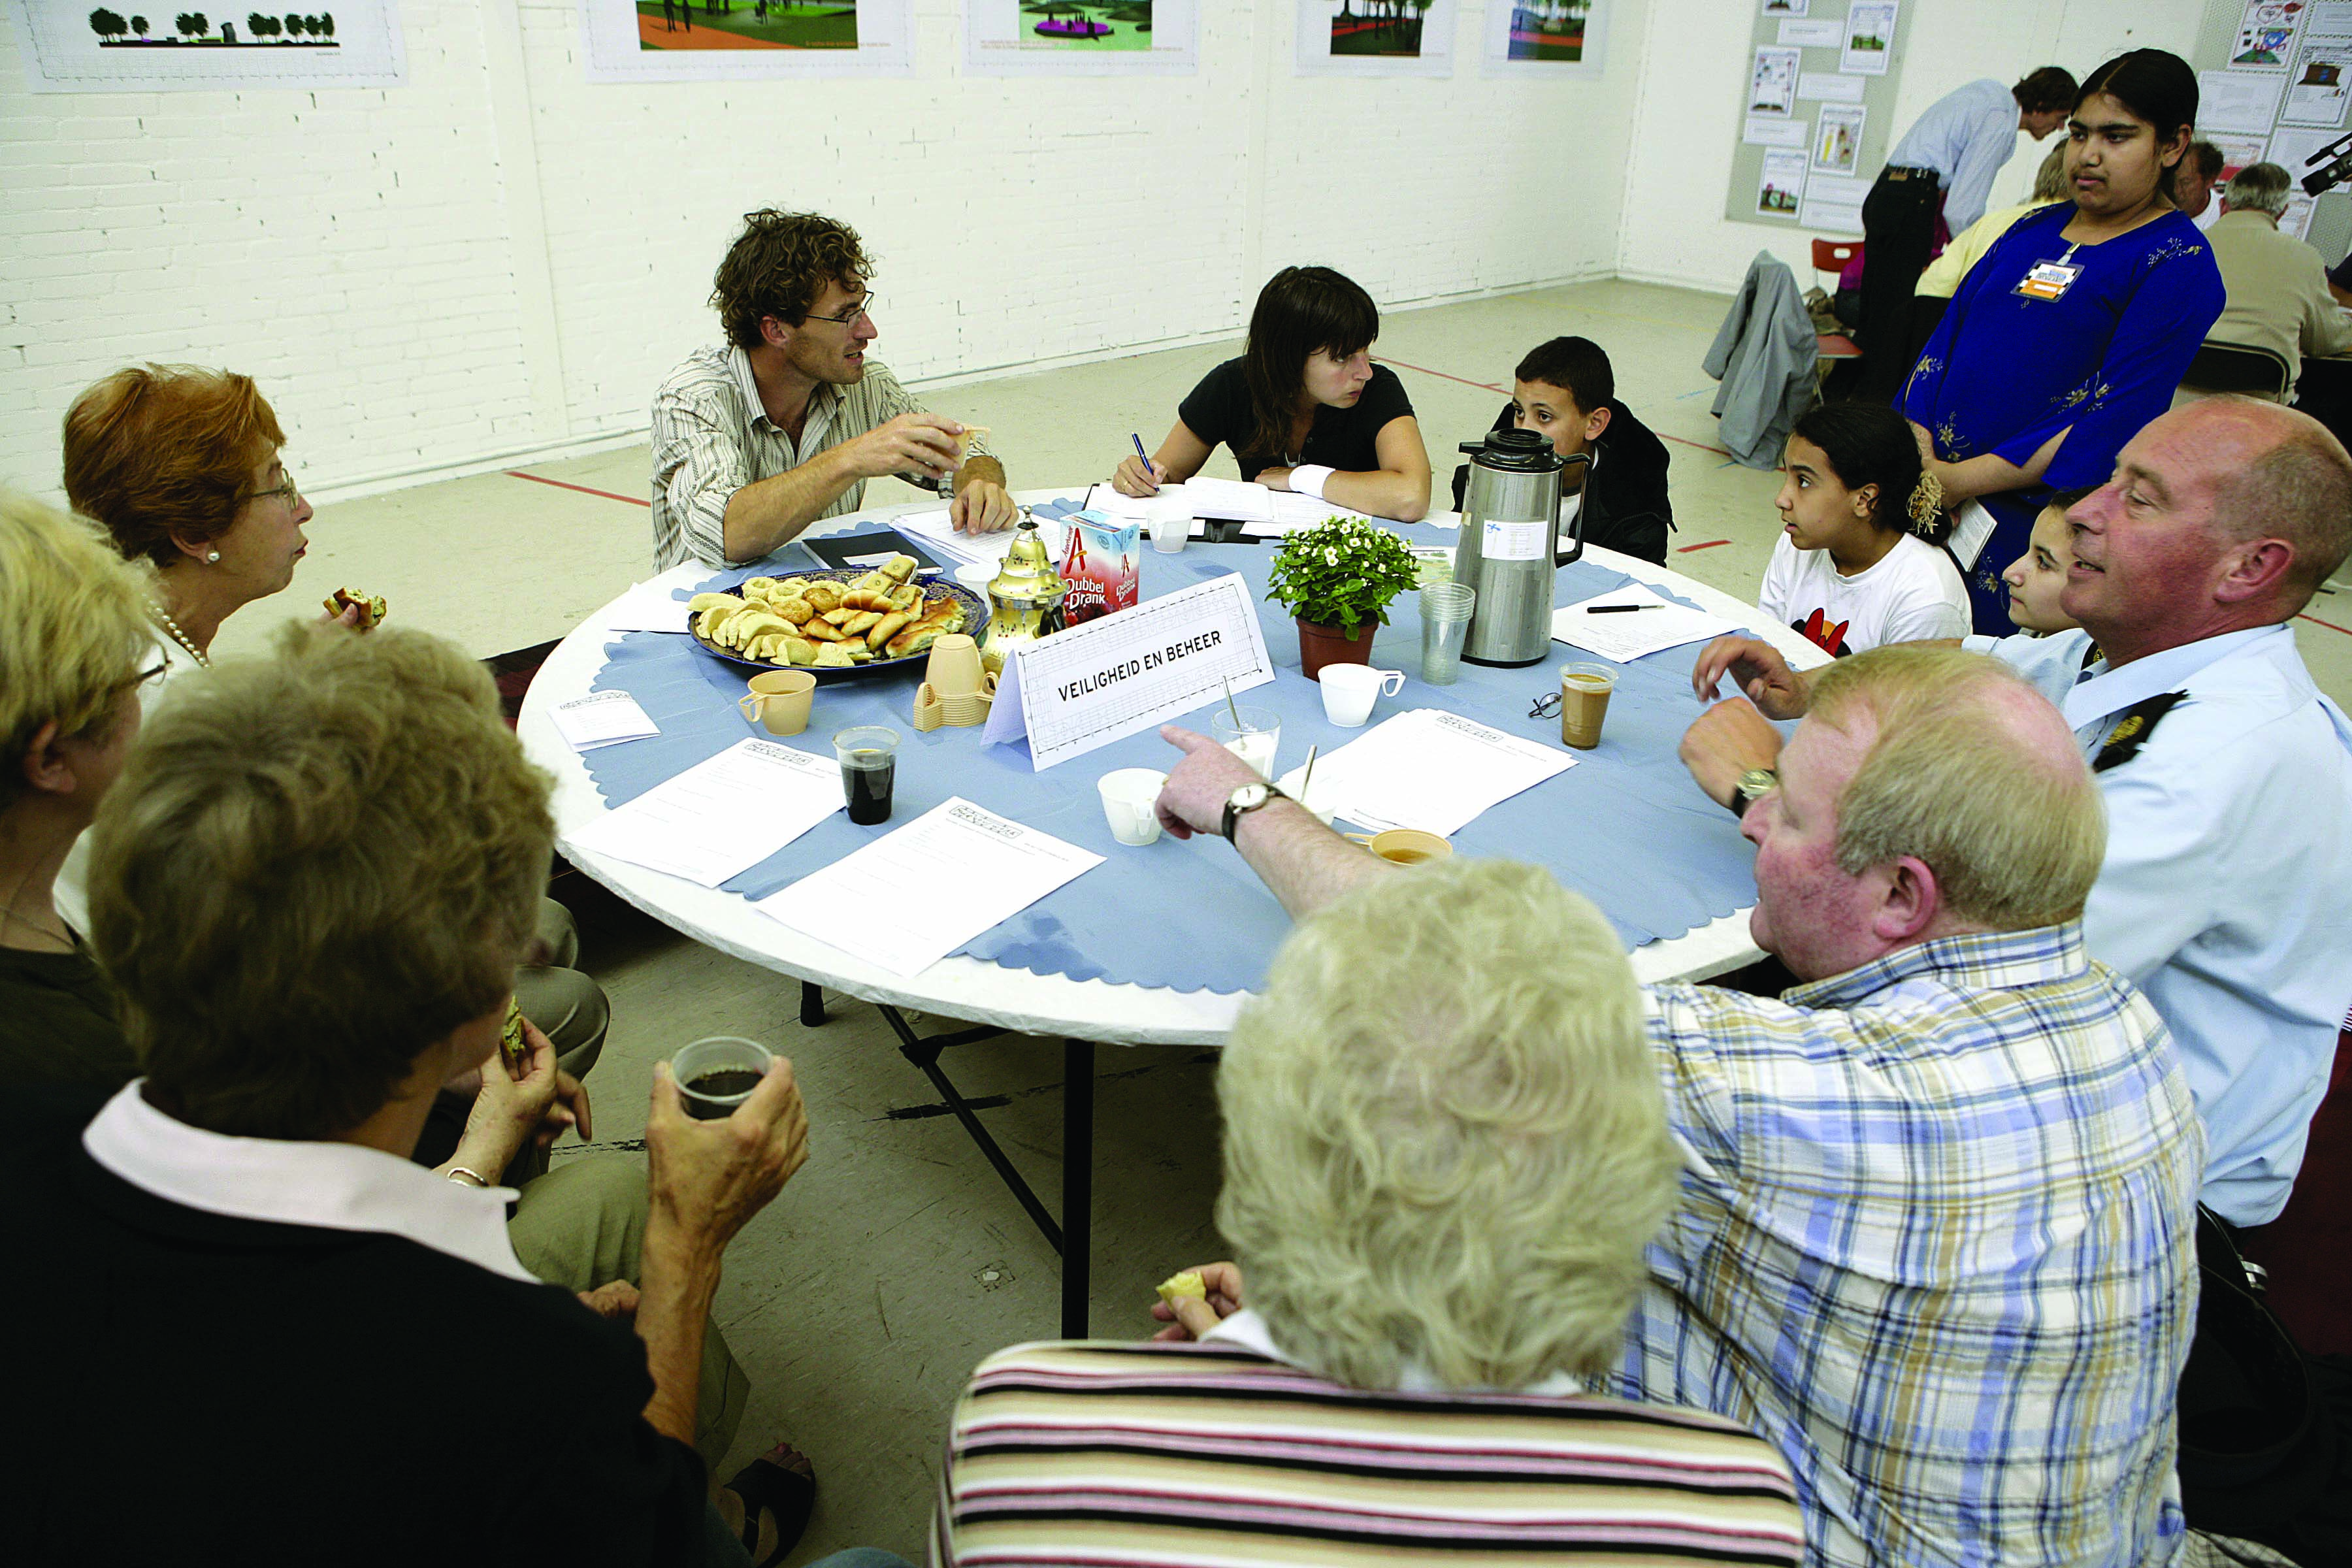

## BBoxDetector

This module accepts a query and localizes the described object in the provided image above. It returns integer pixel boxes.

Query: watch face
[1232,783,1271,811]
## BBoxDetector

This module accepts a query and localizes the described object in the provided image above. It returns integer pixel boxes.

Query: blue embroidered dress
[1899,202,2223,632]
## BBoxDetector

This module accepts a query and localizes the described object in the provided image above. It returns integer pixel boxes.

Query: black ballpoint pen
[1587,604,1660,614]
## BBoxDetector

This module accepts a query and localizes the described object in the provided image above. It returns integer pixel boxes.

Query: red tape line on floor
[2299,612,2352,636]
[1677,539,1732,553]
[507,470,649,507]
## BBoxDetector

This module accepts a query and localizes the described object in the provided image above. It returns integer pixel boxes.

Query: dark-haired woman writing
[1899,49,2224,632]
[1113,267,1433,521]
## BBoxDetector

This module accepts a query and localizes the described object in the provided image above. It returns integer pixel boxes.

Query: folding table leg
[799,981,826,1028]
[1062,1037,1095,1341]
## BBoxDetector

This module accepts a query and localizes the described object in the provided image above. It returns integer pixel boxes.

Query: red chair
[2236,1021,2352,1354]
[1809,239,1863,361]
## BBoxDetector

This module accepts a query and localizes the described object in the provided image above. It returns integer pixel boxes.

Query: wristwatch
[1222,781,1286,842]
[1729,767,1779,816]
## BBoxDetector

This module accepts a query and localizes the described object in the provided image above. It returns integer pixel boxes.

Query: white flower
[1323,547,1339,565]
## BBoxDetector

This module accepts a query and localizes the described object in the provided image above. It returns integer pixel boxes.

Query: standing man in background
[1857,67,2078,400]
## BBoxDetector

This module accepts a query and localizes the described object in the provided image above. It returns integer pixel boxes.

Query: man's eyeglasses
[252,473,301,507]
[806,294,878,326]
[1529,691,1564,720]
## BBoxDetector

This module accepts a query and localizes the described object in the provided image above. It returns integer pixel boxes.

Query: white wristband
[1288,464,1335,500]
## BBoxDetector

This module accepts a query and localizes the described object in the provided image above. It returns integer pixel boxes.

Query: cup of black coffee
[670,1035,774,1120]
[832,725,900,825]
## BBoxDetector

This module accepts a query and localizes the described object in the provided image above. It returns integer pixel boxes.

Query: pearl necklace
[151,600,211,668]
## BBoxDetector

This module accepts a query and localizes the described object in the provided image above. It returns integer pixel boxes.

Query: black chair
[2184,340,2294,399]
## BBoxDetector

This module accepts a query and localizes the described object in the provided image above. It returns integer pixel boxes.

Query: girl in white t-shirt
[1757,403,1969,658]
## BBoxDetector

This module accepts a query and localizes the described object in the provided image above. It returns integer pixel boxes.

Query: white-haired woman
[933,858,1805,1567]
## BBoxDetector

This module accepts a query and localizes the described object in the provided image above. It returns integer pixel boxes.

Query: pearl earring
[204,550,221,563]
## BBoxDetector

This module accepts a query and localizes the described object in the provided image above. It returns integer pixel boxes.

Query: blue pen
[1130,433,1154,481]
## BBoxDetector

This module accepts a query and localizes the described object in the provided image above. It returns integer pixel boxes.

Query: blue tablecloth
[580,525,1767,996]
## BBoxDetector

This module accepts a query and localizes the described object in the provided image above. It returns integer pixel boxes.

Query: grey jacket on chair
[1703,251,1818,469]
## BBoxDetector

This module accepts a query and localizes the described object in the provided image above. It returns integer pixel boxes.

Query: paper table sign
[566,739,841,888]
[602,581,693,634]
[754,798,1103,977]
[982,573,1276,770]
[551,690,662,751]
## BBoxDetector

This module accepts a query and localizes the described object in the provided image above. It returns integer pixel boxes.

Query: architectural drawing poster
[964,0,1196,75]
[8,0,404,91]
[580,0,913,81]
[1295,0,1454,78]
[1479,0,1605,76]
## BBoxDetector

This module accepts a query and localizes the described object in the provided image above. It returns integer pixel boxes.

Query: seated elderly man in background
[935,857,1804,1567]
[651,209,1015,569]
[1689,397,2352,1235]
[1146,645,2200,1567]
[2183,163,2352,401]
[0,623,902,1568]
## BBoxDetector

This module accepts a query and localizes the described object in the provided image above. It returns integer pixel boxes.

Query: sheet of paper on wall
[753,798,1102,977]
[567,739,843,888]
[2201,70,2287,135]
[2209,131,2274,181]
[1801,199,1865,235]
[1756,148,1808,221]
[2282,45,2352,128]
[1798,71,1863,104]
[1552,583,1742,662]
[1271,710,1573,838]
[1777,18,1841,48]
[2310,1,2352,43]
[1744,118,1808,149]
[2232,2,2307,71]
[1840,0,1898,76]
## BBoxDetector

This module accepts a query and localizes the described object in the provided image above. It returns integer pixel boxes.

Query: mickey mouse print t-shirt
[1757,532,1970,658]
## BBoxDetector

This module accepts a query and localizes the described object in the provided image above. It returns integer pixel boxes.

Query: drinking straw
[1224,676,1241,730]
[1301,743,1318,803]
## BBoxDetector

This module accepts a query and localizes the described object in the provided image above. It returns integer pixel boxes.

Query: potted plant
[1264,515,1422,679]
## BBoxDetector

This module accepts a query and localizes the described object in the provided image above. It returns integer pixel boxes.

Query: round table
[517,490,1824,1333]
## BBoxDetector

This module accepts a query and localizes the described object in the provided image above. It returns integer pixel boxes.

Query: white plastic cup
[1147,497,1190,554]
[1317,665,1406,728]
[1096,768,1167,845]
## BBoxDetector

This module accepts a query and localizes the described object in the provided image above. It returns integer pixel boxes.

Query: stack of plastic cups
[1419,582,1477,685]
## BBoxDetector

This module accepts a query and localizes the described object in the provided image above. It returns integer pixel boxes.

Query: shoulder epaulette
[2093,691,2188,774]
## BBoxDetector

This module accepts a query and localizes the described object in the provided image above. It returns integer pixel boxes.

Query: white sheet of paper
[566,739,842,888]
[1778,17,1840,46]
[893,509,1022,568]
[1552,583,1743,662]
[1947,500,1999,572]
[1243,491,1380,536]
[2201,69,2287,134]
[1273,709,1573,837]
[550,690,662,751]
[1744,117,1808,148]
[602,581,692,634]
[1799,71,1863,103]
[754,798,1102,977]
[1183,475,1277,523]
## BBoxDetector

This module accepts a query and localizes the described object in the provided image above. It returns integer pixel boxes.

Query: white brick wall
[1,0,1640,501]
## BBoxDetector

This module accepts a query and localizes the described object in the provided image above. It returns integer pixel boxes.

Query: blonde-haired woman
[934,858,1805,1567]
[0,491,157,1089]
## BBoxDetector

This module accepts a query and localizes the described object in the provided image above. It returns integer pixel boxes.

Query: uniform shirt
[1175,359,1415,483]
[648,344,991,570]
[1974,622,2352,1225]
[935,1314,1805,1567]
[1757,531,1969,657]
[2197,208,2352,397]
[1615,924,2201,1567]
[1886,78,2023,235]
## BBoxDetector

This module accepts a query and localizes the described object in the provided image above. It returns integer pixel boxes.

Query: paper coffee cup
[1367,828,1452,865]
[739,670,817,736]
[1558,663,1616,750]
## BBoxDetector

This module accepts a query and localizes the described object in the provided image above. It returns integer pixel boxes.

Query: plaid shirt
[1613,923,2202,1567]
[648,344,990,570]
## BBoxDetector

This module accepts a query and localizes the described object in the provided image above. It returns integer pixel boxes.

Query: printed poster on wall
[1761,0,1805,14]
[1748,44,1799,116]
[964,0,1197,76]
[7,0,404,91]
[1480,0,1605,76]
[2231,1,2306,70]
[580,0,913,80]
[1294,0,1453,78]
[2282,43,2352,127]
[1812,103,1865,176]
[1756,148,1806,219]
[1840,0,1896,76]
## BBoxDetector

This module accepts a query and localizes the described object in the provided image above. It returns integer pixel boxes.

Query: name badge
[2014,259,2083,302]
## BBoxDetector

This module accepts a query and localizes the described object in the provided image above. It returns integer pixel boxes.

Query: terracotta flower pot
[1297,616,1377,681]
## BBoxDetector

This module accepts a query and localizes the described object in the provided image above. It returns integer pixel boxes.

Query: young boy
[1449,337,1676,564]
[1997,487,2090,635]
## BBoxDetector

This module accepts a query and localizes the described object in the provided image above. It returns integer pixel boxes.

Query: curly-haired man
[650,210,1015,568]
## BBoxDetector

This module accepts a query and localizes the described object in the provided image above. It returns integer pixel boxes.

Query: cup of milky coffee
[1558,662,1618,749]
[671,1035,774,1120]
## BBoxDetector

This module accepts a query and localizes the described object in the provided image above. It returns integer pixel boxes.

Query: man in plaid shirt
[1149,645,2202,1566]
[649,210,1017,570]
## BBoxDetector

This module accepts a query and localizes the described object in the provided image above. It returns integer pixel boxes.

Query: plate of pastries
[686,555,987,681]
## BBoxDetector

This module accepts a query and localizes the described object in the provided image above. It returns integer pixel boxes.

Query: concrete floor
[220,279,2352,1561]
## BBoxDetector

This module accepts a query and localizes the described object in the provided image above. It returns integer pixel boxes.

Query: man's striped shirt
[934,1327,1805,1566]
[1617,922,2203,1567]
